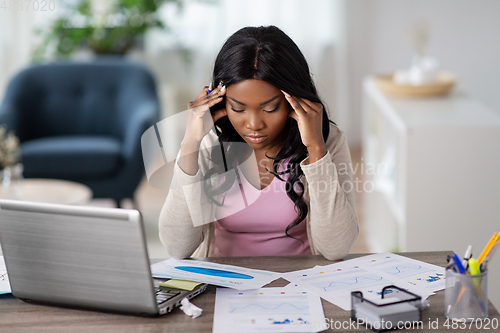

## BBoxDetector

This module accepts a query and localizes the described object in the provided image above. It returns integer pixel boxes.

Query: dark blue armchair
[0,59,160,206]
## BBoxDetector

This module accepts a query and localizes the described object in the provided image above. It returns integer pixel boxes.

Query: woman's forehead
[226,79,281,105]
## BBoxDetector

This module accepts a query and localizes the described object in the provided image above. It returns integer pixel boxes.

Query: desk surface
[0,252,498,332]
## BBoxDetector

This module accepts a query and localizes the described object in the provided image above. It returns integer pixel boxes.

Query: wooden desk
[0,252,498,332]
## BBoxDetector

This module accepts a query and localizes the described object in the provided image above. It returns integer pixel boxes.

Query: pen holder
[444,268,488,321]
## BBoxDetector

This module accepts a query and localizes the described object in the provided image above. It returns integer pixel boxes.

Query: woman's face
[225,79,290,153]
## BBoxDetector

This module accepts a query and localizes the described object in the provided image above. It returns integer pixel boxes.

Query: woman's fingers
[296,98,322,114]
[206,95,224,109]
[282,90,306,117]
[202,83,224,102]
[206,84,226,107]
[190,84,226,121]
[189,84,225,109]
[282,90,322,114]
[300,98,322,113]
[195,86,210,100]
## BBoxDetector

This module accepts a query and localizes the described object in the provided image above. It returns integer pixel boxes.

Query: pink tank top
[213,158,311,257]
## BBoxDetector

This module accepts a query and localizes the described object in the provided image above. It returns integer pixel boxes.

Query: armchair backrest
[1,59,159,143]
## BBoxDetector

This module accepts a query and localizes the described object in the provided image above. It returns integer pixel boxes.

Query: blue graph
[174,266,254,279]
[380,264,422,276]
[417,272,444,283]
[312,274,387,292]
[269,317,309,325]
[229,302,309,314]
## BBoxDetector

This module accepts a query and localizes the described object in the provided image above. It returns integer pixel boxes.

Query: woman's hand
[282,91,327,163]
[183,83,227,146]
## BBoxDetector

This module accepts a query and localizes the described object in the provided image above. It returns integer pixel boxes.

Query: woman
[159,25,358,260]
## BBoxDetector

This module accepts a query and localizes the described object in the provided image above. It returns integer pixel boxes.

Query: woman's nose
[245,113,264,130]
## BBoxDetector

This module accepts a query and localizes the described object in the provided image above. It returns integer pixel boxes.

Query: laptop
[0,199,207,316]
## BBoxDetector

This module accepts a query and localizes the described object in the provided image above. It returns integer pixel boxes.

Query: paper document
[0,256,11,294]
[213,287,327,333]
[282,253,444,310]
[350,252,445,293]
[151,259,279,290]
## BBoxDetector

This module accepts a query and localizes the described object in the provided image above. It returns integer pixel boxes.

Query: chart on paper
[285,267,394,310]
[213,287,327,333]
[229,301,310,314]
[281,253,444,310]
[312,273,388,292]
[360,254,446,292]
[381,264,423,276]
[151,259,279,290]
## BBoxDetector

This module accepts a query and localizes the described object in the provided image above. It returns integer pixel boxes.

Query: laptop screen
[0,199,158,315]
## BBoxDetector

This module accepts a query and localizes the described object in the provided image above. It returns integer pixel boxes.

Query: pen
[452,253,466,274]
[480,242,499,272]
[446,255,457,273]
[462,245,473,271]
[478,232,499,266]
[207,82,213,94]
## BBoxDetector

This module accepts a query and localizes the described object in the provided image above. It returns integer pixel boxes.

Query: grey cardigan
[159,122,359,260]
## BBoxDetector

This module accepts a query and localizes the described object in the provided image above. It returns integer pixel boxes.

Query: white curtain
[0,10,34,101]
[150,0,337,58]
[0,6,57,101]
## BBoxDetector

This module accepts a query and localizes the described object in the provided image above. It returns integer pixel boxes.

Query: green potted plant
[33,0,186,59]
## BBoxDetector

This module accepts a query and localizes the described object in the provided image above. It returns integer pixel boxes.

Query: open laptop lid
[0,199,158,315]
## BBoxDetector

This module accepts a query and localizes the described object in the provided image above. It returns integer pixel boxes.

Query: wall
[342,0,500,146]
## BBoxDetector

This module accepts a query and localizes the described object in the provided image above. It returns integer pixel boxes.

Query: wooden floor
[90,144,370,258]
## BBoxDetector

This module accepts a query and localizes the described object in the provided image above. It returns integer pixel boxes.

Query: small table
[0,178,93,205]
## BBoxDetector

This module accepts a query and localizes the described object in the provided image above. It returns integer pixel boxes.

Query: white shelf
[363,77,500,310]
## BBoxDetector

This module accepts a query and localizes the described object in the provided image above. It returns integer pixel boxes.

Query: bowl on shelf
[373,72,457,97]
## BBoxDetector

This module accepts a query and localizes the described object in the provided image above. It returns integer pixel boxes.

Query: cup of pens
[444,266,488,321]
[444,232,499,321]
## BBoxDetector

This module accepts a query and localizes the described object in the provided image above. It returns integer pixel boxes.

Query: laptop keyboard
[155,287,182,305]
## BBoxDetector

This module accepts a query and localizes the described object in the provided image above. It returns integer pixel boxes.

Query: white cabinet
[362,76,500,254]
[362,77,500,311]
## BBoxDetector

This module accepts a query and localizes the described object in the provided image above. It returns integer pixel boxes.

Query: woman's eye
[231,104,279,113]
[264,106,279,113]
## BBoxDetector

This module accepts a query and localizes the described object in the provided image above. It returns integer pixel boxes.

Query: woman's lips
[245,135,268,143]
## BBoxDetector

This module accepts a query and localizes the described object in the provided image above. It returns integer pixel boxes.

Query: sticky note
[159,279,203,291]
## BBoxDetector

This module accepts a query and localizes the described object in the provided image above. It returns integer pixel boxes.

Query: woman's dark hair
[204,25,335,240]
